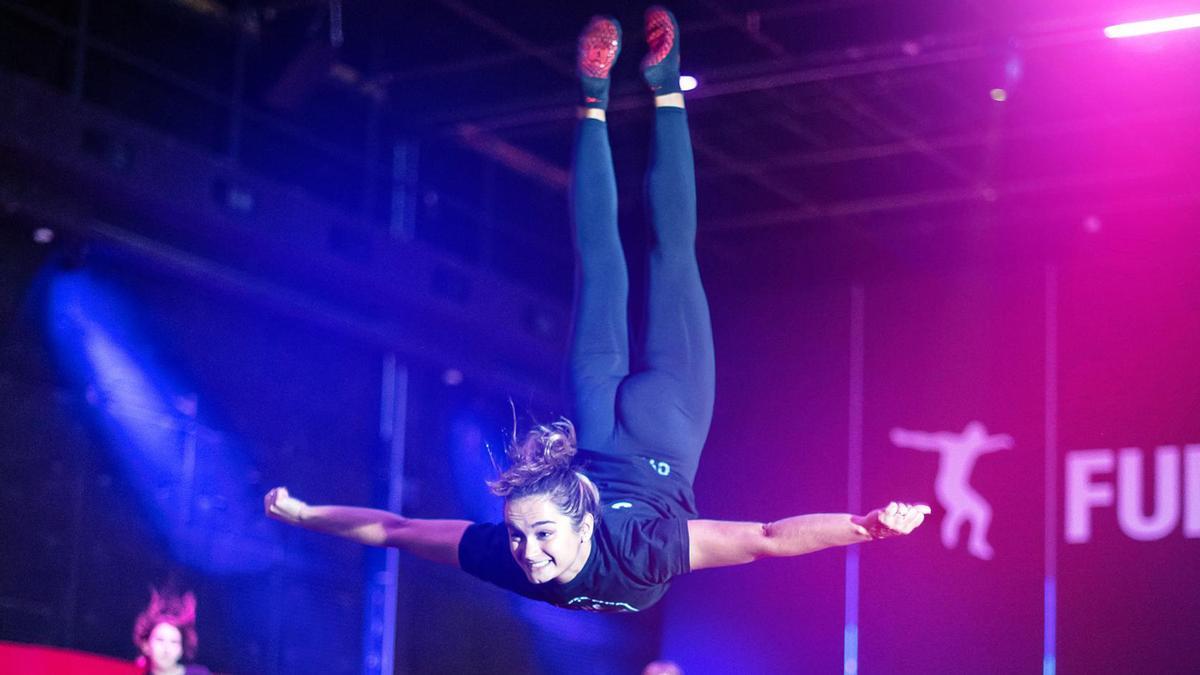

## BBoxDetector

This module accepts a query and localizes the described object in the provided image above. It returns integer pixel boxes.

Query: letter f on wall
[1065,450,1114,543]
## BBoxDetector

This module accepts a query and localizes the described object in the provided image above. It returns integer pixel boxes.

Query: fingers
[895,508,925,534]
[264,486,291,518]
[879,504,900,532]
[876,501,931,536]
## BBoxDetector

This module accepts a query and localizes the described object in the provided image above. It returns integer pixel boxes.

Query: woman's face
[504,495,593,585]
[142,622,183,671]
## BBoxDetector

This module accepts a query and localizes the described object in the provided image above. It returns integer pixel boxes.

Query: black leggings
[568,108,714,486]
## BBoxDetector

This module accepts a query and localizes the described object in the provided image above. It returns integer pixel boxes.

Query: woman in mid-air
[265,6,929,613]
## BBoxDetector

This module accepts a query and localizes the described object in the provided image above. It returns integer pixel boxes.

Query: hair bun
[519,419,577,468]
[489,418,579,496]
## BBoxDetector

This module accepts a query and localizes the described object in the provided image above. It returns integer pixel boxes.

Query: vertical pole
[71,0,90,101]
[63,465,85,647]
[363,96,382,223]
[178,395,199,531]
[383,356,407,675]
[228,11,250,161]
[364,353,407,675]
[844,284,865,675]
[329,0,344,47]
[480,162,496,268]
[361,24,383,225]
[390,139,419,240]
[1043,265,1058,675]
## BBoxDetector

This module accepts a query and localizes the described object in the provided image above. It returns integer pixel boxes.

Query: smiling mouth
[528,560,551,570]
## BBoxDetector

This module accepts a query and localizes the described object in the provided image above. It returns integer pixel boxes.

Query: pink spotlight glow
[1104,13,1200,39]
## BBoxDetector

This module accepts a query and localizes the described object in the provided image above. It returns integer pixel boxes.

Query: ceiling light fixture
[1104,13,1200,39]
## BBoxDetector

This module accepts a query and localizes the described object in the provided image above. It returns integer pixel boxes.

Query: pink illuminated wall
[660,211,1200,673]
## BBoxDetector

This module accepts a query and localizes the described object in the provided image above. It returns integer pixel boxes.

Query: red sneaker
[641,6,681,94]
[578,15,622,80]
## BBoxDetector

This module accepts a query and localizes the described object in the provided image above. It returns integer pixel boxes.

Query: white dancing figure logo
[889,421,1013,560]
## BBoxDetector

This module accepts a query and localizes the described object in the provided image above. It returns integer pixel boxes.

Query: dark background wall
[0,229,383,674]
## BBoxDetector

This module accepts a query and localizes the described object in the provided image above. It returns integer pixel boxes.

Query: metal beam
[706,166,1192,231]
[454,123,569,190]
[431,0,574,78]
[695,0,979,188]
[822,87,980,186]
[700,103,1200,174]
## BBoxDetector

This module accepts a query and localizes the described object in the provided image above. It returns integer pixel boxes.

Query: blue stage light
[46,269,277,574]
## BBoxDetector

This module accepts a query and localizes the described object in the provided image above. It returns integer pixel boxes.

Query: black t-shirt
[457,449,698,612]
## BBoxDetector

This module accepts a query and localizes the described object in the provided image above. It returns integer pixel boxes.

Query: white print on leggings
[1065,445,1200,543]
[890,421,1013,561]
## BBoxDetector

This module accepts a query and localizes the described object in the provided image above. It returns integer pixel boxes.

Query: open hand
[852,501,931,539]
[264,486,307,525]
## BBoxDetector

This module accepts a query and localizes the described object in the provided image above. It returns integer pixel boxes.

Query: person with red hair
[132,589,211,675]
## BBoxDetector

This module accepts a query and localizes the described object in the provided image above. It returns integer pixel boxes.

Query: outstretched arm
[980,434,1014,453]
[889,428,943,451]
[264,486,471,567]
[688,501,930,571]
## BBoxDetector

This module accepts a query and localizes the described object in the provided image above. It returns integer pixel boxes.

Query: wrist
[860,513,897,540]
[849,513,875,542]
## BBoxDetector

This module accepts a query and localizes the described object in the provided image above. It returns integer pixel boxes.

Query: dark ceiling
[3,0,1198,297]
